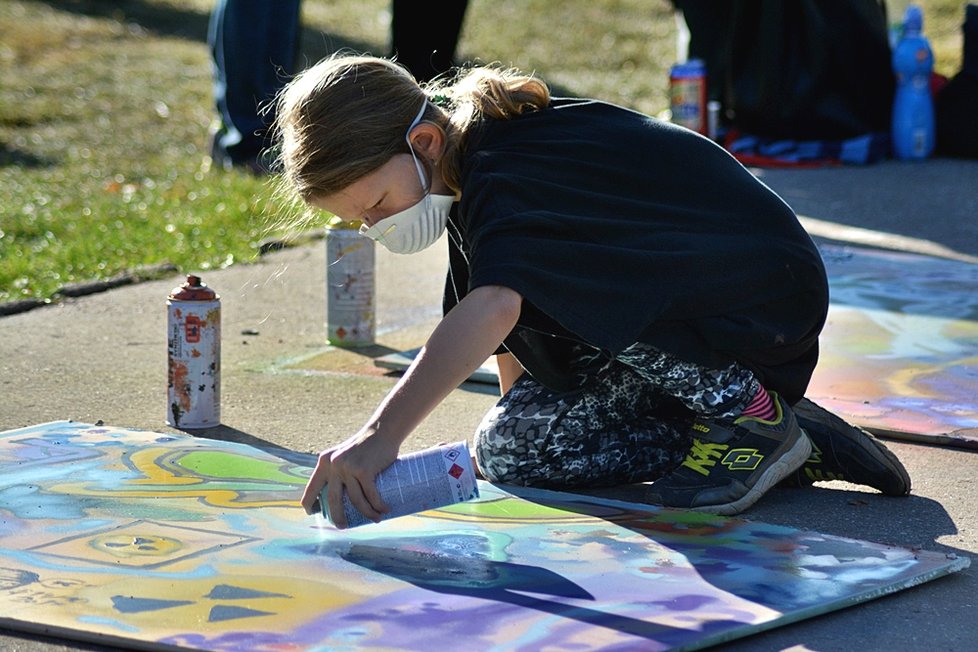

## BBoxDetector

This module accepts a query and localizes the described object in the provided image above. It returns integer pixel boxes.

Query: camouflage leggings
[474,342,760,488]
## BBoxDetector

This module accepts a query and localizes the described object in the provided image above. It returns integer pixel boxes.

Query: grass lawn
[0,0,967,305]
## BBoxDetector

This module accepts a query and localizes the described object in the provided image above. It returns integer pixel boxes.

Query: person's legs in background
[209,0,301,172]
[390,0,469,82]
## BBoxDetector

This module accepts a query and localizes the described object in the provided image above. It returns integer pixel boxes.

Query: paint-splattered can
[320,441,480,528]
[167,274,220,429]
[325,217,375,346]
[669,59,708,134]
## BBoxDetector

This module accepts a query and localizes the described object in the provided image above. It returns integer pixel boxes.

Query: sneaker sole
[690,428,813,516]
[793,398,911,496]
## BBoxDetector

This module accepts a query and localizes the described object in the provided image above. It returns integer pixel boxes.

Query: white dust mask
[359,99,454,255]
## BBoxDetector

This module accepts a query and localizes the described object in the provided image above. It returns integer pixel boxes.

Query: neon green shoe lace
[681,438,728,476]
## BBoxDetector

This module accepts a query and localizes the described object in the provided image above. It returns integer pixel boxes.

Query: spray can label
[167,275,220,429]
[320,441,480,528]
[670,59,708,134]
[325,221,375,346]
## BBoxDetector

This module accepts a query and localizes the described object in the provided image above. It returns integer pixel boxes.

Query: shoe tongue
[696,420,737,444]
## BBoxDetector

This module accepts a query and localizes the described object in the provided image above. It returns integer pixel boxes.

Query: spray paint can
[669,59,708,135]
[167,274,220,429]
[320,441,480,528]
[325,217,375,346]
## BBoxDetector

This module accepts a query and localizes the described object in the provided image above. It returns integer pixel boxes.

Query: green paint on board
[175,451,303,485]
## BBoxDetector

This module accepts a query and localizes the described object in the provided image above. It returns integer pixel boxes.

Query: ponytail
[430,66,550,191]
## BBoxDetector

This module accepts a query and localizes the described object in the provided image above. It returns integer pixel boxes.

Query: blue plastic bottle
[891,5,935,160]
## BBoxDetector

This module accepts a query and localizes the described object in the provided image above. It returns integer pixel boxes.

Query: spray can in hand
[319,441,480,528]
[892,4,935,160]
[167,275,221,429]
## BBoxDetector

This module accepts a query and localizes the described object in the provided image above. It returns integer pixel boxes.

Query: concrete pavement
[1,158,976,651]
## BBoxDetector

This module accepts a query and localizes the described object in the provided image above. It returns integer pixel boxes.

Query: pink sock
[740,386,777,420]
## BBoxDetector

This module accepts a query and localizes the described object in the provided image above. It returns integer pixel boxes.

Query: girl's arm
[300,284,522,527]
[496,352,525,396]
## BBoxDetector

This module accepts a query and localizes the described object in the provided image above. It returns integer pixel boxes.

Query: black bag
[674,0,895,140]
[935,4,978,158]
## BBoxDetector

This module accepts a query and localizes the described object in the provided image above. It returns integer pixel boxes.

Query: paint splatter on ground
[0,422,967,651]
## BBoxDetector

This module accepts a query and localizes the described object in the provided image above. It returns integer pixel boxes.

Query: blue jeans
[208,0,301,167]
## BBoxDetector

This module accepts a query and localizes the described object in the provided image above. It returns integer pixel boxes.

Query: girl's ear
[408,122,446,161]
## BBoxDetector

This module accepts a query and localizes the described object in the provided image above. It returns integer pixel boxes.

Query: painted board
[0,421,968,651]
[806,244,978,448]
[377,244,978,448]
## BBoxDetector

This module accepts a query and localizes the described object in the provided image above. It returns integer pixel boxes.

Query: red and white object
[167,275,221,429]
[669,59,708,135]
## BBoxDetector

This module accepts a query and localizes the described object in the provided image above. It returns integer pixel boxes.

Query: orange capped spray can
[167,274,221,429]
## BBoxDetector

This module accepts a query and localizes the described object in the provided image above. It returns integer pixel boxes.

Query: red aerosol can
[167,275,221,429]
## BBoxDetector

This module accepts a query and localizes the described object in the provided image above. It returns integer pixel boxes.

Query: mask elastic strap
[405,98,429,190]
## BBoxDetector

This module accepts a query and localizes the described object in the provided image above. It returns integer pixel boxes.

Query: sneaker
[645,392,811,515]
[787,398,911,496]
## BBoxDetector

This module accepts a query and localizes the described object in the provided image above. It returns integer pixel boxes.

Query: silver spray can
[325,218,375,346]
[167,274,220,429]
[320,441,480,528]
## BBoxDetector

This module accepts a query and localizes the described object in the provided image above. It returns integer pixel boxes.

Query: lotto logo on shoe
[721,448,763,472]
[448,463,465,479]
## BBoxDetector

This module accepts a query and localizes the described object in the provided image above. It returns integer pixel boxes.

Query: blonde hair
[432,64,551,190]
[272,53,550,208]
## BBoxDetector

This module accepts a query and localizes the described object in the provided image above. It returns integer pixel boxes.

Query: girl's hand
[300,430,399,528]
[300,284,522,526]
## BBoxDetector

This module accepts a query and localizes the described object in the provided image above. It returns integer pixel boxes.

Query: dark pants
[208,0,469,167]
[475,343,760,488]
[390,0,469,82]
[208,0,301,167]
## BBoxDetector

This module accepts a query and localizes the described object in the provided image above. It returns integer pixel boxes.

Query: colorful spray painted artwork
[807,245,978,448]
[0,422,968,651]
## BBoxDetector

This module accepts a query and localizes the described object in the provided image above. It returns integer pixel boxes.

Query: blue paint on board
[205,584,292,600]
[111,595,195,613]
[208,604,275,622]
